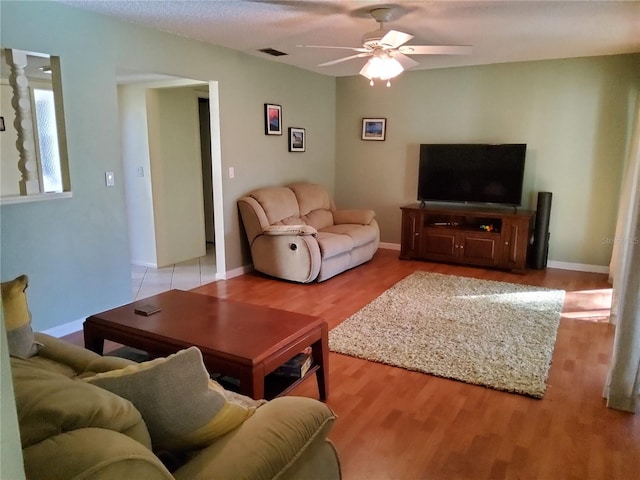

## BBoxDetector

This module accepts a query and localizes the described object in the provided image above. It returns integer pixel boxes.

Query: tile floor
[131,245,217,301]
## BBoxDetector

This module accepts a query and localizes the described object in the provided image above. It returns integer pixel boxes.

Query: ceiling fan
[299,7,472,86]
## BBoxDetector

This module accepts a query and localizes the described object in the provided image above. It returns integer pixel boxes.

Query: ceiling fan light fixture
[360,54,403,85]
[301,5,471,83]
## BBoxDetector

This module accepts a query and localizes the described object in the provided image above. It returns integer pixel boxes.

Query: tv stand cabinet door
[459,233,501,266]
[400,208,424,259]
[422,228,458,261]
[501,216,532,270]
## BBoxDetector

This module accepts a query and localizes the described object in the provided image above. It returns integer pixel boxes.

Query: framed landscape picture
[288,127,305,152]
[362,118,386,141]
[264,103,282,135]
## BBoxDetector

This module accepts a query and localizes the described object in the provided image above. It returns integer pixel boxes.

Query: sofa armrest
[263,225,317,236]
[23,428,173,480]
[251,234,321,283]
[172,396,340,480]
[333,209,376,225]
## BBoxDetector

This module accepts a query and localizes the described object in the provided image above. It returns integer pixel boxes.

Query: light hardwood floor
[70,249,639,479]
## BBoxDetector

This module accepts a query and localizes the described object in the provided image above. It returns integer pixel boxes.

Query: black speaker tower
[530,192,552,269]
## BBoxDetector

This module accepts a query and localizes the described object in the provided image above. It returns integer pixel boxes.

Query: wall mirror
[0,48,70,204]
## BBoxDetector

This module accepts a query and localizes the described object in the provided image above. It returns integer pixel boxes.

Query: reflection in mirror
[0,48,70,202]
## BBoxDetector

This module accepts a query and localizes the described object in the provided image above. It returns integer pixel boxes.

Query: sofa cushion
[316,232,354,259]
[333,208,376,225]
[1,275,42,359]
[23,428,173,480]
[172,397,338,480]
[250,187,300,225]
[84,347,264,452]
[278,215,308,226]
[303,209,334,231]
[11,357,150,449]
[289,183,332,216]
[321,223,379,248]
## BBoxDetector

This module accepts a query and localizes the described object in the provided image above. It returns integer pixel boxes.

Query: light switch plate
[105,171,115,187]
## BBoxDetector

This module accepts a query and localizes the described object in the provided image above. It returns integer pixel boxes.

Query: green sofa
[11,332,341,480]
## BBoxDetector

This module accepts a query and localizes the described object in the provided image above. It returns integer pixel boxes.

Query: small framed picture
[288,127,305,152]
[264,103,282,135]
[362,118,386,141]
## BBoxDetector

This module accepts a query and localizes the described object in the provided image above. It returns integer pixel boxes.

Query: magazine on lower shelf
[272,347,313,378]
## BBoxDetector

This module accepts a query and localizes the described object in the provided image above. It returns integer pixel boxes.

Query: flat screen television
[418,144,526,206]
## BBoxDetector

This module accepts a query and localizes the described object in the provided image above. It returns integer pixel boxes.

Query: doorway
[118,74,225,300]
[199,97,214,245]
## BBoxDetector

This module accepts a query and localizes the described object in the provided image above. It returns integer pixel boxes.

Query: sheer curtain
[605,97,640,413]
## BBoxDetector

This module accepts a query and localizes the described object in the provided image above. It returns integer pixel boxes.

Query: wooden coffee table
[83,289,328,401]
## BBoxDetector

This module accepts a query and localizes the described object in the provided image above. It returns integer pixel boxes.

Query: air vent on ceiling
[258,48,288,57]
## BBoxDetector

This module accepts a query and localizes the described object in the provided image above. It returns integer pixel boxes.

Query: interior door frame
[208,80,226,278]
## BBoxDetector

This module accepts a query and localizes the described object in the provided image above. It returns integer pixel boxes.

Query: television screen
[418,144,526,206]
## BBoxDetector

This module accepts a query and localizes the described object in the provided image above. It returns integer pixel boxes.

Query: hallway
[131,244,216,300]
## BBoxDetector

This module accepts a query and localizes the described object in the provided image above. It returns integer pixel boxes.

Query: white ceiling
[57,0,640,77]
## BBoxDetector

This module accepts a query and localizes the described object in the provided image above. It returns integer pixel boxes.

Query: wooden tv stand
[400,203,535,271]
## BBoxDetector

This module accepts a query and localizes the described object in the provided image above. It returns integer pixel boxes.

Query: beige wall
[335,54,640,267]
[217,59,337,270]
[119,84,157,267]
[147,86,206,267]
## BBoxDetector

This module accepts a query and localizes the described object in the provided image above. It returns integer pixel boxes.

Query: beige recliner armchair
[238,183,379,283]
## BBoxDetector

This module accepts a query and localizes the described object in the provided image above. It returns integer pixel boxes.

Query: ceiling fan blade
[379,30,414,49]
[392,52,420,70]
[298,45,369,53]
[399,45,473,55]
[318,52,370,67]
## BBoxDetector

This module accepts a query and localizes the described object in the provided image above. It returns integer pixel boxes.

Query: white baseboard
[131,261,158,268]
[216,264,253,280]
[547,260,609,274]
[42,318,85,338]
[376,243,609,274]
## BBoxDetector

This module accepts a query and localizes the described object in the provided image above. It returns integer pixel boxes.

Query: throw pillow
[84,346,265,452]
[1,274,42,359]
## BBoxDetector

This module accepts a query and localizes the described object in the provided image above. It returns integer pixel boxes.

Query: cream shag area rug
[329,272,565,398]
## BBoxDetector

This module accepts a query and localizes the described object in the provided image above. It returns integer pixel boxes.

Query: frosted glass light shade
[360,55,404,81]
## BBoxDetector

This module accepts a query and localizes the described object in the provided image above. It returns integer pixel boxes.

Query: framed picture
[288,127,305,152]
[362,118,386,141]
[264,103,282,135]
